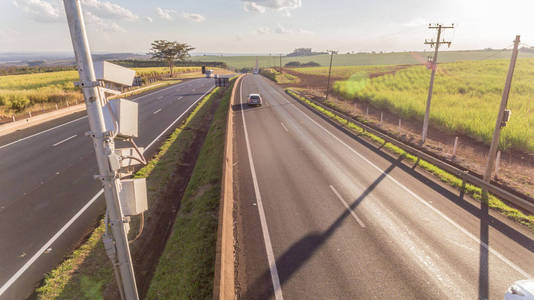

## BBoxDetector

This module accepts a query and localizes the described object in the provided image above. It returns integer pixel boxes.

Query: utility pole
[63,1,139,299]
[483,35,520,191]
[421,23,454,143]
[325,50,335,100]
[280,53,282,73]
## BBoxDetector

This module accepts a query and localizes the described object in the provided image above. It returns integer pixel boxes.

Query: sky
[1,0,534,55]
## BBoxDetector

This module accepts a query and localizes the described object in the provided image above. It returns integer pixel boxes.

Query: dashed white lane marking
[0,85,216,297]
[153,108,162,114]
[280,122,288,132]
[329,185,366,228]
[275,80,532,279]
[239,77,284,300]
[52,135,77,147]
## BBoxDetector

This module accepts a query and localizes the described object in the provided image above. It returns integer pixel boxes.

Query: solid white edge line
[0,116,87,151]
[145,86,214,151]
[239,76,284,300]
[153,108,162,115]
[0,189,104,296]
[52,134,78,147]
[279,84,532,279]
[280,122,288,132]
[329,185,366,228]
[0,83,214,296]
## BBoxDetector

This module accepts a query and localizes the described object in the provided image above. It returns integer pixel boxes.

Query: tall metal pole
[325,50,334,100]
[63,1,139,299]
[483,35,520,188]
[421,24,454,143]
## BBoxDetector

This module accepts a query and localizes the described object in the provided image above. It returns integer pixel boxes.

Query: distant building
[287,48,328,57]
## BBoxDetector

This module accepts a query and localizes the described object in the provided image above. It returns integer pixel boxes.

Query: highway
[0,78,214,299]
[234,74,534,299]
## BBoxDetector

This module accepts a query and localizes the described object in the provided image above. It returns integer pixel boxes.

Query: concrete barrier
[214,75,242,300]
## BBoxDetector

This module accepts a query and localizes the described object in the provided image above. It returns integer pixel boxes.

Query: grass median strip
[286,89,534,230]
[34,86,223,299]
[146,78,234,299]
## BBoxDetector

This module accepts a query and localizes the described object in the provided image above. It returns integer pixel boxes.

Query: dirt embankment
[284,69,534,200]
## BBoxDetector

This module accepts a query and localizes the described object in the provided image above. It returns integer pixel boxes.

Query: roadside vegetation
[34,85,226,299]
[286,89,534,230]
[146,79,233,299]
[190,49,534,69]
[260,68,299,84]
[331,58,534,153]
[0,66,222,118]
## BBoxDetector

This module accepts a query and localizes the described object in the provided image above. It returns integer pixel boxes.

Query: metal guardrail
[286,89,534,214]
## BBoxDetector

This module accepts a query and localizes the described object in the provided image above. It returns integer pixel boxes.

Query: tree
[148,40,194,77]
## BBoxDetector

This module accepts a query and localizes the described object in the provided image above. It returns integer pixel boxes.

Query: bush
[0,94,8,106]
[9,94,30,112]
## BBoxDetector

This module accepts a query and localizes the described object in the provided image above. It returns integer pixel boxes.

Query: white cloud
[182,12,205,23]
[243,2,266,13]
[156,7,175,20]
[257,24,313,35]
[12,0,61,23]
[242,0,302,15]
[84,10,125,32]
[144,16,153,22]
[81,0,138,21]
[256,26,272,34]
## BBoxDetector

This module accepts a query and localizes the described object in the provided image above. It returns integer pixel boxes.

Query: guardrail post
[12,116,15,122]
[495,150,502,178]
[380,112,383,125]
[56,104,59,110]
[398,118,402,135]
[452,136,459,159]
[366,105,369,116]
[28,111,32,118]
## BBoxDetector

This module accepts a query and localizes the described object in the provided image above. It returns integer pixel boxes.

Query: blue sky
[1,0,534,54]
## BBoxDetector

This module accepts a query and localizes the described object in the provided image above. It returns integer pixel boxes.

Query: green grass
[287,89,534,230]
[146,78,234,300]
[331,58,534,153]
[0,67,205,115]
[34,86,222,299]
[292,65,398,79]
[190,50,534,69]
[260,68,299,84]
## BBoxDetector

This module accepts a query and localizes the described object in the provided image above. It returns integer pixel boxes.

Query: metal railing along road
[287,89,534,214]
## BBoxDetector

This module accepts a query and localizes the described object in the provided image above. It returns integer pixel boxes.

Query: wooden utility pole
[421,23,454,143]
[483,35,520,189]
[325,50,335,100]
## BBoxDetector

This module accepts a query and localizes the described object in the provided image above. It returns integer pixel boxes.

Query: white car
[505,280,534,300]
[247,93,262,106]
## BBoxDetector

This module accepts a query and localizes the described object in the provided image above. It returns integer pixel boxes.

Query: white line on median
[329,185,366,228]
[278,82,532,279]
[52,134,77,147]
[0,189,103,296]
[280,122,288,132]
[0,116,87,151]
[0,84,215,296]
[239,77,284,300]
[153,108,162,114]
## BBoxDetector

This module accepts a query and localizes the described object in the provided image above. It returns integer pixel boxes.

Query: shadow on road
[244,159,399,299]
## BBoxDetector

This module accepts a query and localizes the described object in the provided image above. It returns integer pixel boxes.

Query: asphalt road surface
[234,74,534,299]
[0,78,214,299]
